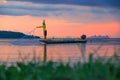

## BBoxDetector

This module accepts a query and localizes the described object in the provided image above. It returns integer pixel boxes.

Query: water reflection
[43,43,87,63]
[78,43,86,62]
[81,43,86,61]
[43,43,47,62]
[0,39,118,63]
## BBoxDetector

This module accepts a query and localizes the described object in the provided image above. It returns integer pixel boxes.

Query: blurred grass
[0,54,120,80]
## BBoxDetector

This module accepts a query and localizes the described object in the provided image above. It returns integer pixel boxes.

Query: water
[0,39,120,63]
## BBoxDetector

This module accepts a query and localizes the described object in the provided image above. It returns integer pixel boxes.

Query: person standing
[42,20,47,39]
[37,20,47,39]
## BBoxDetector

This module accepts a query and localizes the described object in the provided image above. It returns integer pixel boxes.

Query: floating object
[81,35,86,40]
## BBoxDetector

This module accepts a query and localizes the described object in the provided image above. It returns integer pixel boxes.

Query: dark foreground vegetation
[0,54,120,80]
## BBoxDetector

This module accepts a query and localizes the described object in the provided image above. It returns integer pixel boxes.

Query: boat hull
[40,39,87,44]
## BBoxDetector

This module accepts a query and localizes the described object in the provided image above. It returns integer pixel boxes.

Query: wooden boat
[40,38,87,44]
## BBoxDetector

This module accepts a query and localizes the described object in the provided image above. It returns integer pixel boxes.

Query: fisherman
[37,20,47,39]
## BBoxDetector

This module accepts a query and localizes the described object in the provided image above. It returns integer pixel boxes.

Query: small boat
[40,38,87,44]
[40,35,87,44]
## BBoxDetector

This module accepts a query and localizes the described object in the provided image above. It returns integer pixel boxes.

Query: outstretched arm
[36,26,43,28]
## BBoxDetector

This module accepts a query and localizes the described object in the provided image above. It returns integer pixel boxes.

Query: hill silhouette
[0,31,40,39]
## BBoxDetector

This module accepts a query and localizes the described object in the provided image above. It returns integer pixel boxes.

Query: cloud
[0,1,82,17]
[13,0,120,9]
[0,1,120,23]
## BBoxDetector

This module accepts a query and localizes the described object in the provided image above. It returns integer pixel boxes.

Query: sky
[0,0,120,38]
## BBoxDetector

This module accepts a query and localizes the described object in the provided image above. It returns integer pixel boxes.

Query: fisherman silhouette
[37,20,47,39]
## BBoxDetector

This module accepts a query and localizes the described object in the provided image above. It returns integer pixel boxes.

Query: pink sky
[0,15,119,38]
[0,1,120,38]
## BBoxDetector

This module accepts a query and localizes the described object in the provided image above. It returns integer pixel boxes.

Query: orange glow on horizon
[0,15,120,38]
[0,0,7,3]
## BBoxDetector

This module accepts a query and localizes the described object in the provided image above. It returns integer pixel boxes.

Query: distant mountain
[0,31,40,39]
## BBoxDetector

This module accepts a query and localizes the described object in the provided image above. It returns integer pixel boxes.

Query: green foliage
[0,57,120,80]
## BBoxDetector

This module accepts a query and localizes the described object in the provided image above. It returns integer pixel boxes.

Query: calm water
[0,39,120,63]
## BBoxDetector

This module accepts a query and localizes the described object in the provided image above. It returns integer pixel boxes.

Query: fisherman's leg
[44,30,47,39]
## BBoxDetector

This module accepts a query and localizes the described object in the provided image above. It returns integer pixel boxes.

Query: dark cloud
[13,0,120,9]
[0,2,73,16]
[0,0,120,22]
